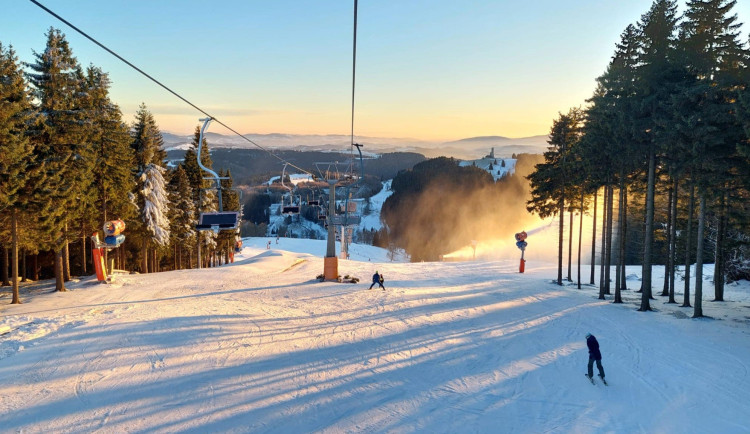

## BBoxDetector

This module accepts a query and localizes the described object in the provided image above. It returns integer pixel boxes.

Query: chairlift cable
[29,0,314,177]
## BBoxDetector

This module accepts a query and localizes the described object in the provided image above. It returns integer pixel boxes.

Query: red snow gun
[514,231,528,273]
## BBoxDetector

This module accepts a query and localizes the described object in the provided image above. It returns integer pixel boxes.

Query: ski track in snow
[0,237,749,433]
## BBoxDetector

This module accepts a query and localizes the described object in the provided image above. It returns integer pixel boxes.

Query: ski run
[1,237,749,433]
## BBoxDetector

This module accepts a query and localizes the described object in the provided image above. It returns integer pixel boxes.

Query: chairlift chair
[196,211,240,233]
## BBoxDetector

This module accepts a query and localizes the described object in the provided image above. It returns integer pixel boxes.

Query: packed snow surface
[1,237,749,433]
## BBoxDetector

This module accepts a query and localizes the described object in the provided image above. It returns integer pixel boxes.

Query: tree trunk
[614,181,624,304]
[141,241,149,274]
[558,187,564,286]
[567,209,573,281]
[11,209,21,304]
[63,223,71,281]
[668,175,678,304]
[1,245,9,286]
[599,185,608,300]
[683,183,695,308]
[21,249,27,283]
[661,183,673,297]
[197,239,202,270]
[605,184,614,295]
[714,190,726,302]
[577,190,583,289]
[620,187,628,290]
[590,188,597,285]
[639,147,656,312]
[55,248,66,292]
[694,193,706,318]
[81,232,87,275]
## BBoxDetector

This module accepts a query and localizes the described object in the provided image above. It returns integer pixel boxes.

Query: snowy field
[1,237,750,433]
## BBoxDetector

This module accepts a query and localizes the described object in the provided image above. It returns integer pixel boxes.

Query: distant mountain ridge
[161,132,549,160]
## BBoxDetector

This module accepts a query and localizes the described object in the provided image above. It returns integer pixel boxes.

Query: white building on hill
[458,148,516,182]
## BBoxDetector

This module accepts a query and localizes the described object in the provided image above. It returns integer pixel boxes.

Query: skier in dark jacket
[586,333,605,380]
[369,271,385,290]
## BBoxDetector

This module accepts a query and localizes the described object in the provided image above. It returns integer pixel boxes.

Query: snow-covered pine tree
[139,164,170,247]
[130,104,169,273]
[0,43,36,303]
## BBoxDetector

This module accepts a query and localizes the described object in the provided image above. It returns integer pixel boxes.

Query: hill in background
[162,132,549,160]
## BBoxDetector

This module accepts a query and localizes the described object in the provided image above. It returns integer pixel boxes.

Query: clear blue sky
[3,0,750,141]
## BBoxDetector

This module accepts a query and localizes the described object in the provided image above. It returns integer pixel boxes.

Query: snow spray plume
[383,154,559,261]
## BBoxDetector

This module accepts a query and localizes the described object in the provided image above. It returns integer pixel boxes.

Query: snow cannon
[103,219,126,236]
[104,234,126,247]
[514,231,528,273]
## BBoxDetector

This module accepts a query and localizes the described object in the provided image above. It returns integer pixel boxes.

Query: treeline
[526,0,750,317]
[0,28,239,304]
[381,154,542,261]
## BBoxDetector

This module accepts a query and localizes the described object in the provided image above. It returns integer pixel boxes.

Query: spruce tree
[181,126,217,267]
[0,43,36,303]
[679,0,747,317]
[167,166,196,269]
[130,104,170,272]
[635,0,681,311]
[25,28,86,291]
[85,66,136,227]
[527,108,583,285]
[218,169,240,263]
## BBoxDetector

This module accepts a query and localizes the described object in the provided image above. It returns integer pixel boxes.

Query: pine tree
[527,108,583,285]
[130,104,170,272]
[678,0,747,317]
[0,43,36,303]
[217,169,240,264]
[85,66,136,226]
[181,126,217,267]
[635,0,681,311]
[167,166,195,269]
[25,28,87,291]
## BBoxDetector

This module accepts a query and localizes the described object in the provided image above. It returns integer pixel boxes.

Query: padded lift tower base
[324,256,339,280]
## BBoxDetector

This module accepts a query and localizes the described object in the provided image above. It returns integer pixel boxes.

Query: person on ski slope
[369,271,385,290]
[586,333,605,380]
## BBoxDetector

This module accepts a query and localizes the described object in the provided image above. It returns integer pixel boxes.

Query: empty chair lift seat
[196,212,240,231]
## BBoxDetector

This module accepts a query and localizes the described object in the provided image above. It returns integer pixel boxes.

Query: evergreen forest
[0,28,241,303]
[525,0,750,316]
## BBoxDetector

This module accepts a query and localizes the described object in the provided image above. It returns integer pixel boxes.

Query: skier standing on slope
[586,333,605,381]
[369,271,385,290]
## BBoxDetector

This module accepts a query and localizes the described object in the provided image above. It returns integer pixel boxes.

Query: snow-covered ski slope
[1,237,749,433]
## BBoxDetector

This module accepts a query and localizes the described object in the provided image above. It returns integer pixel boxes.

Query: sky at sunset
[4,0,750,142]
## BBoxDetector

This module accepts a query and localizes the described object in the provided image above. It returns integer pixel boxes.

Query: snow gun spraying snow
[515,231,528,273]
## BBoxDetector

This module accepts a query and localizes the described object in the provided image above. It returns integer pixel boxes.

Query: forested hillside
[167,149,426,187]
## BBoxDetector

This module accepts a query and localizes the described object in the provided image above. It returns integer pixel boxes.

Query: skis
[585,374,608,386]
